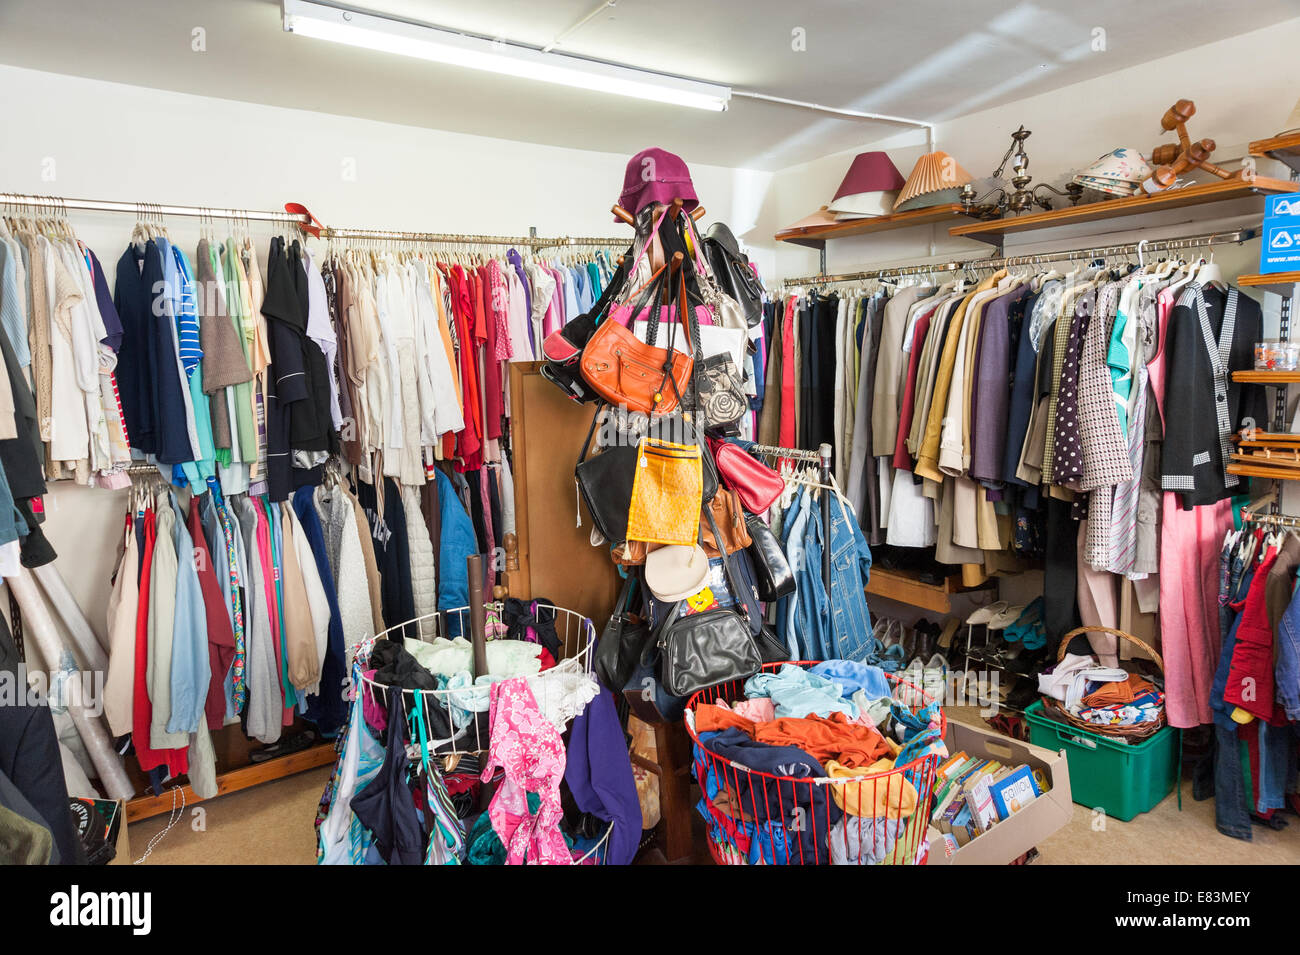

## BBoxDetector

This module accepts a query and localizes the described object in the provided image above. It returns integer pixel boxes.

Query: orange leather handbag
[581,264,694,416]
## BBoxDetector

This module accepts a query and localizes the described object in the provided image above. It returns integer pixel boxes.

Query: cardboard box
[925,719,1073,865]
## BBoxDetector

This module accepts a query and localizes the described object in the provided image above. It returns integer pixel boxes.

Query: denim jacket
[824,491,874,662]
[1276,585,1300,722]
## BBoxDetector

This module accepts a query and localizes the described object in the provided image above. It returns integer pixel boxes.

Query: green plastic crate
[1024,701,1178,822]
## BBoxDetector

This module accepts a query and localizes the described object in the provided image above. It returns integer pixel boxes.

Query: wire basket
[686,662,945,866]
[355,602,597,756]
[351,602,615,865]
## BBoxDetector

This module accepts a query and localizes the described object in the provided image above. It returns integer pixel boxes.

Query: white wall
[0,61,774,629]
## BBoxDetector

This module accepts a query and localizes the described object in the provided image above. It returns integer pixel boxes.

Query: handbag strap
[681,212,712,279]
[703,499,754,629]
[625,204,671,281]
[575,402,604,469]
[612,263,672,337]
[587,258,628,318]
[612,570,636,621]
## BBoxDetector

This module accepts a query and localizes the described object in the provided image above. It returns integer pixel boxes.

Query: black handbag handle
[617,265,671,344]
[703,502,758,633]
[575,401,604,469]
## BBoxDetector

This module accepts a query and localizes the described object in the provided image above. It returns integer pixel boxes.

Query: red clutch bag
[709,440,784,515]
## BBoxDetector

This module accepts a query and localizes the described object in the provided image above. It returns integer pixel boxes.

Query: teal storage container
[1024,701,1178,822]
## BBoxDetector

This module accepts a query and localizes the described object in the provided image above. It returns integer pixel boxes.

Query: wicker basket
[1039,626,1166,742]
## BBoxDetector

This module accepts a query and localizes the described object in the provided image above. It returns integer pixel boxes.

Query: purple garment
[970,285,1030,486]
[506,249,533,354]
[88,248,124,352]
[562,689,642,865]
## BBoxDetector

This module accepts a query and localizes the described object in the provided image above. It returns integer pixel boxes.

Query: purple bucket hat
[616,147,699,221]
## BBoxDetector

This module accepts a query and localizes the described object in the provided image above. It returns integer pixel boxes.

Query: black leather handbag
[653,508,761,699]
[744,514,796,601]
[594,575,649,693]
[574,406,637,544]
[702,222,764,329]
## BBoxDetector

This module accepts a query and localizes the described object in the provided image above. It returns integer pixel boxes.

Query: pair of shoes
[988,604,1027,631]
[966,600,1008,626]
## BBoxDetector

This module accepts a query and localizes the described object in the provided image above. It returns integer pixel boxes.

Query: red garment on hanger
[779,296,797,448]
[1224,545,1288,725]
[447,265,483,470]
[478,264,504,442]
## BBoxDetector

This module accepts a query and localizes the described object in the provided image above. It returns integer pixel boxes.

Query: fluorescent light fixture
[281,0,731,111]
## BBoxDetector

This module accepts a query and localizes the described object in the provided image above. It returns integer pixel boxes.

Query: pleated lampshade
[893,152,974,211]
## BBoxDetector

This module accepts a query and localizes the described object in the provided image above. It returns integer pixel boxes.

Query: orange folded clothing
[1081,673,1155,709]
[751,712,891,768]
[694,702,759,735]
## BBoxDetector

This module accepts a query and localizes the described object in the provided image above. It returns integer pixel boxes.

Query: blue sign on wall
[1261,194,1300,273]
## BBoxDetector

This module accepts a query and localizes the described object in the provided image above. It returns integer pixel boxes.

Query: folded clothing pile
[689,661,946,865]
[1038,654,1164,729]
[1074,674,1163,726]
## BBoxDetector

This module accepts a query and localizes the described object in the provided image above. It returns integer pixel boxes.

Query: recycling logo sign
[1261,193,1300,273]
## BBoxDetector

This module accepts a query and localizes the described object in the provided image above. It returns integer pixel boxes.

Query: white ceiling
[3,0,1299,170]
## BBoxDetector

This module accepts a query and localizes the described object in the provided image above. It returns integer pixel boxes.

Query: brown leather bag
[612,488,752,566]
[581,266,694,416]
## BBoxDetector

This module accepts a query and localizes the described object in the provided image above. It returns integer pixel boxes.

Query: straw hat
[893,151,974,211]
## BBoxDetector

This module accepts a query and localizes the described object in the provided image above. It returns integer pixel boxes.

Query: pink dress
[1149,287,1233,728]
[482,677,572,865]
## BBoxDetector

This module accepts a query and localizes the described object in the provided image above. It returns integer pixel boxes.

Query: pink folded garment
[725,698,776,723]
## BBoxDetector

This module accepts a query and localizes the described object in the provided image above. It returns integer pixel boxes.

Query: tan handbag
[581,265,695,416]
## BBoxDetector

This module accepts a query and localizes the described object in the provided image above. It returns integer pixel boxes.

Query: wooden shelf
[1232,369,1300,384]
[125,742,336,823]
[1236,272,1300,297]
[775,204,977,249]
[947,177,1299,244]
[1227,463,1300,481]
[865,567,993,615]
[1249,132,1300,174]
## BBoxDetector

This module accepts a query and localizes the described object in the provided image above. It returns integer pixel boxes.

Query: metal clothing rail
[0,192,308,227]
[0,191,629,250]
[320,226,627,249]
[780,227,1258,288]
[750,441,835,598]
[1240,510,1300,528]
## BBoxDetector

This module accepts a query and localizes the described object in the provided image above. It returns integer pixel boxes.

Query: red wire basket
[685,661,944,866]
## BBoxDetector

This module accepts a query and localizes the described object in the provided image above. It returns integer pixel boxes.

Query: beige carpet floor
[128,730,1300,865]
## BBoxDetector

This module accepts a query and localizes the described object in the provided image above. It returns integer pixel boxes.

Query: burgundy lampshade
[832,151,906,202]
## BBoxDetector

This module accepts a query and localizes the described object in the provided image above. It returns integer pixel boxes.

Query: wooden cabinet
[504,362,620,630]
